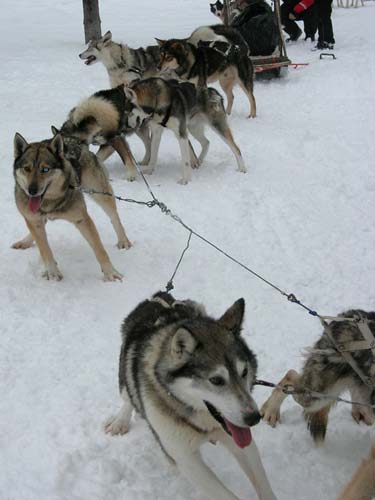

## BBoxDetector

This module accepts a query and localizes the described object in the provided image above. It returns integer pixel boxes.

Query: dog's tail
[63,96,120,138]
[194,43,209,89]
[237,53,257,118]
[237,53,255,92]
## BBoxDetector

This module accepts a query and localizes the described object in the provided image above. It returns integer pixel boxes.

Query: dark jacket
[232,0,279,56]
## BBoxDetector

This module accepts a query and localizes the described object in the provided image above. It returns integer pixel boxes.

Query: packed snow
[1,1,374,499]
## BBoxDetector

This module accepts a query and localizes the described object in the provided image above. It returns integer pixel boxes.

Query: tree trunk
[82,0,102,43]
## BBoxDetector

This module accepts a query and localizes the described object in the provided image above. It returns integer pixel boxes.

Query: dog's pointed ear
[14,133,28,159]
[102,30,112,46]
[218,298,245,335]
[171,328,197,361]
[49,133,64,158]
[123,87,137,103]
[155,38,166,47]
[51,125,60,137]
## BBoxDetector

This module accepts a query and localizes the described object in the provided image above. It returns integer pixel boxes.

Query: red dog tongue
[28,196,42,213]
[224,418,252,448]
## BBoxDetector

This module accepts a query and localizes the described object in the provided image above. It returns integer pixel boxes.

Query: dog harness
[321,315,375,389]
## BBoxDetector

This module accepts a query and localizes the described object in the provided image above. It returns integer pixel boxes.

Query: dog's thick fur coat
[105,292,277,500]
[124,77,246,184]
[12,133,130,281]
[261,310,375,443]
[157,33,256,118]
[59,86,152,181]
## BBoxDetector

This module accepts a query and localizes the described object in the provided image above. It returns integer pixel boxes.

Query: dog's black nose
[243,411,261,427]
[28,184,38,196]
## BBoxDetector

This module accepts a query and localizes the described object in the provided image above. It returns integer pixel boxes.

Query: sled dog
[105,292,277,500]
[79,30,160,86]
[12,132,130,281]
[58,86,152,181]
[157,32,256,117]
[210,2,241,23]
[261,310,375,443]
[124,77,246,184]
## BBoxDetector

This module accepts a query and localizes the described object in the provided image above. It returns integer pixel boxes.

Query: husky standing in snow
[105,292,277,500]
[261,310,375,443]
[123,77,247,184]
[12,132,130,281]
[156,30,256,118]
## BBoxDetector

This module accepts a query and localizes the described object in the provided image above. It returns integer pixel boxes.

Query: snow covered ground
[1,1,375,499]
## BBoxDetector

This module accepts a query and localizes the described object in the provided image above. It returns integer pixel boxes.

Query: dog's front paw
[11,234,34,250]
[104,415,130,436]
[117,238,132,250]
[126,168,137,182]
[190,157,200,169]
[102,266,123,282]
[260,400,281,427]
[141,166,154,175]
[178,178,190,185]
[237,165,247,173]
[42,265,63,281]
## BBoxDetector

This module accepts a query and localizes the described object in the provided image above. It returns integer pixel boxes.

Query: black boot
[311,41,328,50]
[286,27,302,42]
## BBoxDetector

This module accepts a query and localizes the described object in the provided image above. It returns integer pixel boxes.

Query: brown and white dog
[12,133,130,281]
[156,34,256,118]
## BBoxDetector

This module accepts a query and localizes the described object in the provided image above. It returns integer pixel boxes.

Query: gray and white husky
[124,77,247,184]
[79,30,160,86]
[105,292,277,500]
[261,310,375,444]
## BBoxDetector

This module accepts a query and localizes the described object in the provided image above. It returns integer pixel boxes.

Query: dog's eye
[23,166,31,172]
[41,167,50,173]
[165,56,173,62]
[242,367,248,378]
[209,376,226,386]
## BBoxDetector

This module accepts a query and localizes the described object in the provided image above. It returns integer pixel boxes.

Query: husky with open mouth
[12,133,130,281]
[79,30,160,87]
[105,292,277,500]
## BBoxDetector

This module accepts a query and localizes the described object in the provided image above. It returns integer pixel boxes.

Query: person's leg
[320,0,335,44]
[303,4,318,41]
[316,0,335,46]
[281,2,302,40]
